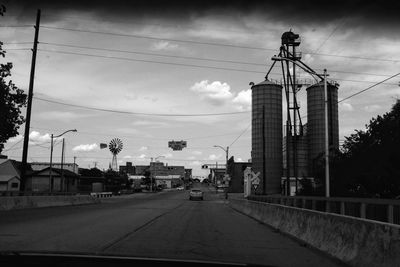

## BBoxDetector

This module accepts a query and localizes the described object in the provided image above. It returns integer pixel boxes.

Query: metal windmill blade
[109,138,123,171]
[109,138,123,155]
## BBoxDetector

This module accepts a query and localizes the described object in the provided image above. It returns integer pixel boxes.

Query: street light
[150,155,165,192]
[213,145,229,188]
[49,129,77,192]
[213,145,229,174]
[272,56,330,197]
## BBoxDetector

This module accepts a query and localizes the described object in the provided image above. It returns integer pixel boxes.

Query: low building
[155,175,182,189]
[25,167,79,192]
[119,162,135,175]
[0,159,21,192]
[135,165,149,175]
[31,162,79,174]
[227,156,252,193]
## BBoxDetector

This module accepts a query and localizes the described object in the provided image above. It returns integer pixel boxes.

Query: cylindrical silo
[306,82,339,176]
[251,80,283,195]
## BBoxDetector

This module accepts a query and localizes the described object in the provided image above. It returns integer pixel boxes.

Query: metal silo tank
[306,82,339,176]
[251,80,283,195]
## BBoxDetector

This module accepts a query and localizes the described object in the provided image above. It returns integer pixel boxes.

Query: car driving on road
[189,189,204,200]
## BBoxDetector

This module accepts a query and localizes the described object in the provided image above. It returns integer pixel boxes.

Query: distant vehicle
[189,189,204,200]
[176,186,184,190]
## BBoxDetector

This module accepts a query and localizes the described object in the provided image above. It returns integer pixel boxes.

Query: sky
[1,0,400,176]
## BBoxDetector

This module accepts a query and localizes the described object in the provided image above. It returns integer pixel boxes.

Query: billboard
[168,140,187,151]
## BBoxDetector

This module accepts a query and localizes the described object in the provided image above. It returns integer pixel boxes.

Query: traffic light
[201,165,208,169]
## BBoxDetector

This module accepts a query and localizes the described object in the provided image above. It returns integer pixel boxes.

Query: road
[0,183,345,267]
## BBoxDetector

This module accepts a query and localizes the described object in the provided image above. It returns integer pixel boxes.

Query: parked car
[189,189,204,200]
[176,186,184,190]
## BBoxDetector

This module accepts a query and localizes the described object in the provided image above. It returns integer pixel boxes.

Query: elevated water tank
[306,82,339,176]
[251,80,283,194]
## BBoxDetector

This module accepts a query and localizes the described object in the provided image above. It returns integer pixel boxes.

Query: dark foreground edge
[0,251,276,267]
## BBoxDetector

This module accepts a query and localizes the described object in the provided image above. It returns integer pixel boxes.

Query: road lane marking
[98,202,186,253]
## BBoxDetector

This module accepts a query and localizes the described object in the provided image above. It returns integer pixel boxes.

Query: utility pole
[324,69,330,197]
[20,9,41,191]
[60,138,65,192]
[262,105,266,195]
[150,157,153,192]
[49,134,54,192]
[73,156,76,173]
[225,147,229,176]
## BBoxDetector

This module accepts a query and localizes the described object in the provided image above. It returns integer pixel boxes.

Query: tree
[80,167,104,177]
[0,7,27,153]
[141,169,155,190]
[332,100,400,198]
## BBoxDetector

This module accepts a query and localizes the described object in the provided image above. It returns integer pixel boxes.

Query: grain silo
[306,82,339,176]
[251,80,283,194]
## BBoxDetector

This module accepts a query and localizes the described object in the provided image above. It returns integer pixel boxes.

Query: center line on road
[98,202,186,253]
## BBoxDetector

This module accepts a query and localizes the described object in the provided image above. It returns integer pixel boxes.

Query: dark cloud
[3,0,400,28]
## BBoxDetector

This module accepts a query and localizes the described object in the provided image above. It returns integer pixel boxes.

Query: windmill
[109,138,123,171]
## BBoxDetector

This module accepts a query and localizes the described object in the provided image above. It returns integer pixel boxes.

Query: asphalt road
[0,183,345,267]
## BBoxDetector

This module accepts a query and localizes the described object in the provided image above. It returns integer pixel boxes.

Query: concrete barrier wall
[229,198,400,267]
[0,195,100,211]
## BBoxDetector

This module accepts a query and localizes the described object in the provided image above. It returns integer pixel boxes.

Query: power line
[313,52,400,63]
[40,25,400,63]
[2,42,33,45]
[38,49,398,85]
[0,25,33,28]
[39,49,268,75]
[339,72,400,103]
[40,42,395,78]
[229,123,251,147]
[33,95,250,117]
[40,25,276,51]
[3,48,31,51]
[313,18,346,54]
[41,13,259,36]
[40,42,266,67]
[30,126,247,141]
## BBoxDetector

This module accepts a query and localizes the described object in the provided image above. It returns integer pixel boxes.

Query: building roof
[0,159,20,182]
[32,167,79,177]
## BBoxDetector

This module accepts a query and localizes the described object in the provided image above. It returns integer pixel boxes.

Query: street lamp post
[324,69,330,197]
[213,145,229,174]
[213,145,229,192]
[49,129,77,192]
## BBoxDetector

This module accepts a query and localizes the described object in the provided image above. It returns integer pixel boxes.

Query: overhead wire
[38,49,398,86]
[229,123,251,147]
[40,41,395,78]
[30,126,248,142]
[40,25,275,51]
[39,48,269,75]
[33,95,250,117]
[40,42,267,67]
[338,72,400,103]
[40,25,400,63]
[0,25,33,28]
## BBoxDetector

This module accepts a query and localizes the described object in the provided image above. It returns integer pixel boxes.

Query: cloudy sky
[1,1,400,175]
